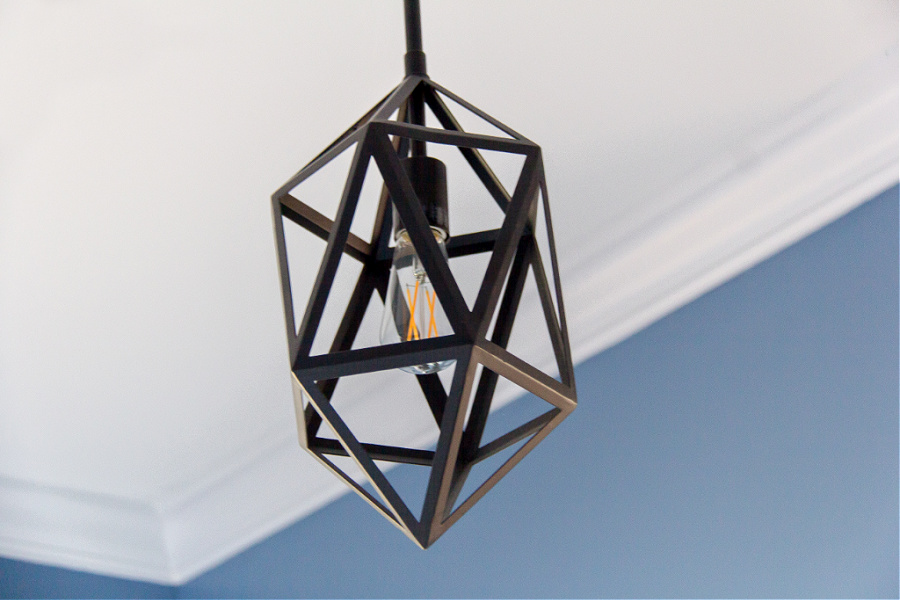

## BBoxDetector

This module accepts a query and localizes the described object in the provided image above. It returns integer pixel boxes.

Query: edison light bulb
[379,227,454,374]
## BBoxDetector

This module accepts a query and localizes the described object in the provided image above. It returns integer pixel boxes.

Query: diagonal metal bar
[280,194,372,262]
[307,450,401,528]
[445,237,532,510]
[416,373,447,425]
[436,403,571,536]
[303,263,384,441]
[419,351,475,545]
[299,372,422,535]
[474,342,576,412]
[537,171,576,387]
[471,409,559,465]
[422,87,511,211]
[528,238,570,387]
[325,265,386,356]
[372,76,426,121]
[292,84,397,177]
[273,128,368,200]
[295,134,371,358]
[274,77,422,199]
[372,103,410,262]
[425,79,533,142]
[472,152,541,337]
[302,96,415,441]
[369,124,474,339]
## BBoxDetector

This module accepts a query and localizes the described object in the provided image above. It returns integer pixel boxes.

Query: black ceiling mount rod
[271,0,576,549]
[404,0,427,77]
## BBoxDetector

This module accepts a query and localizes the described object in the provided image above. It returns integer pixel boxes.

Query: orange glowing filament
[426,290,438,338]
[405,280,421,341]
[404,282,440,341]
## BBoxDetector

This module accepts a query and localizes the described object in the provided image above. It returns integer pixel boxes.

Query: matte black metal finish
[272,74,576,548]
[393,155,448,237]
[404,0,427,76]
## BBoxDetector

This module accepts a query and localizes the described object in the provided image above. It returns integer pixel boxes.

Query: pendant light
[271,0,577,548]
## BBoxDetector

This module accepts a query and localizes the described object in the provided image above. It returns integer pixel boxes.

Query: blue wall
[2,185,897,598]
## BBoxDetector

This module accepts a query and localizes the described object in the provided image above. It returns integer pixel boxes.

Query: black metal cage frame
[272,19,576,547]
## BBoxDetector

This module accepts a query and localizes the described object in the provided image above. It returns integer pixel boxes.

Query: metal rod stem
[409,90,427,156]
[403,1,427,155]
[404,0,427,77]
[404,0,423,53]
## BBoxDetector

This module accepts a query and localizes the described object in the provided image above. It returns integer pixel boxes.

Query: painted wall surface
[2,186,897,598]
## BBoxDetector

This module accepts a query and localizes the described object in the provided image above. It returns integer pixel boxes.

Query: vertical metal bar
[404,0,423,52]
[271,195,299,361]
[408,87,427,157]
[537,170,576,388]
[403,0,427,157]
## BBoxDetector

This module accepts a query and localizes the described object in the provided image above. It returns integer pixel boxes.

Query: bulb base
[393,156,449,239]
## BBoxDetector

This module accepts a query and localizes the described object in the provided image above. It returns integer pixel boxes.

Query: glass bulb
[379,228,454,375]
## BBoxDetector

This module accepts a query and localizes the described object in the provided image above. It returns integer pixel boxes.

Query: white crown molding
[0,475,171,583]
[0,47,896,585]
[564,46,899,367]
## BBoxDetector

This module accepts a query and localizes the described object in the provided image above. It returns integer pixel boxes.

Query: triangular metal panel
[297,370,422,537]
[425,79,533,143]
[535,170,576,387]
[418,350,478,545]
[309,450,404,532]
[375,120,537,155]
[437,403,568,537]
[474,342,576,413]
[421,86,512,211]
[471,151,542,337]
[274,76,425,197]
[445,236,534,499]
[293,134,375,360]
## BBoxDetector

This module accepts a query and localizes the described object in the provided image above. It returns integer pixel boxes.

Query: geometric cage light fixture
[271,0,576,548]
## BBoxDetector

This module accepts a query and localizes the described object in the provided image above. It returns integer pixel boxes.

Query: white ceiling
[0,0,896,584]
